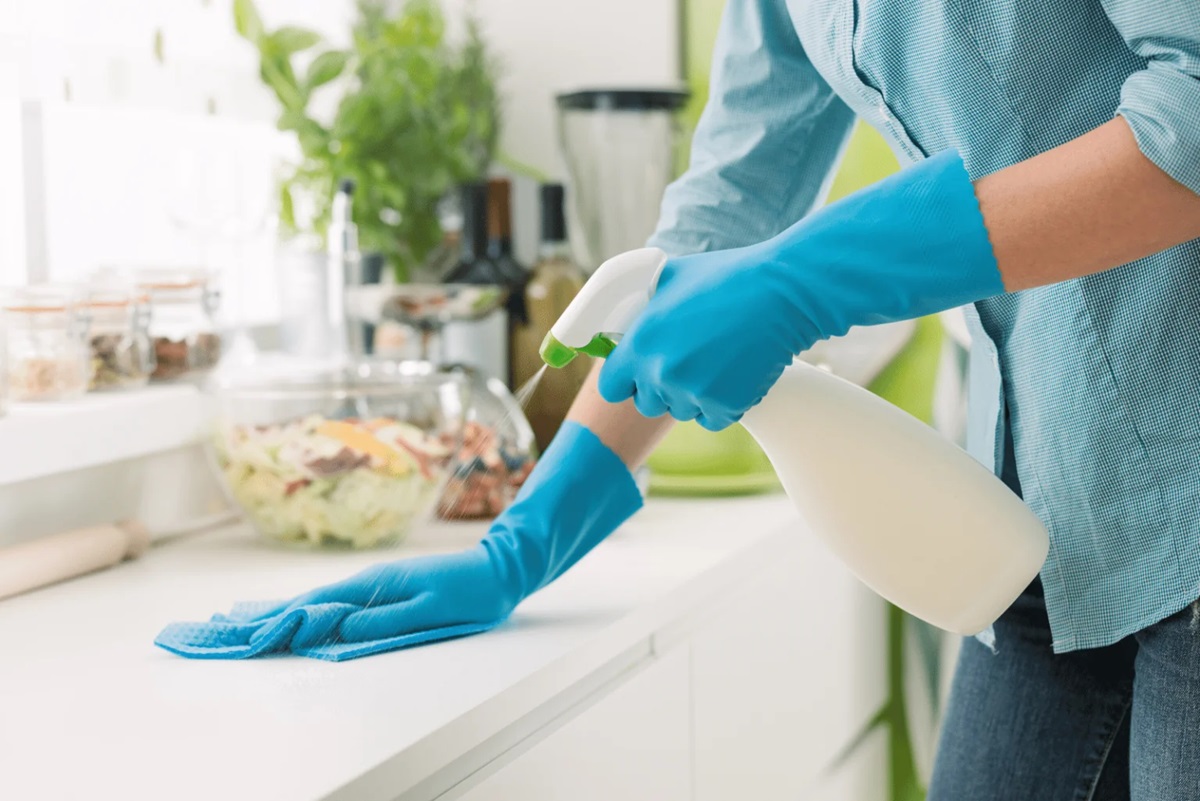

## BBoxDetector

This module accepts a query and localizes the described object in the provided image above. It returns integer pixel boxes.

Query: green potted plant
[234,0,500,280]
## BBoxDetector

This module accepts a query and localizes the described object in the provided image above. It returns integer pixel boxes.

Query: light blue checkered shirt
[650,0,1200,652]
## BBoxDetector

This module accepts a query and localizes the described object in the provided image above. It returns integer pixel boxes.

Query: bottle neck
[461,226,489,260]
[459,184,490,260]
[537,238,573,263]
[486,178,515,261]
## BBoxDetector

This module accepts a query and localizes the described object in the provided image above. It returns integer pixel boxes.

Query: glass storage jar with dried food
[137,269,222,382]
[1,285,90,402]
[85,283,155,390]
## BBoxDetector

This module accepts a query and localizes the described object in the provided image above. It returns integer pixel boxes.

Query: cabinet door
[690,539,887,801]
[453,648,691,801]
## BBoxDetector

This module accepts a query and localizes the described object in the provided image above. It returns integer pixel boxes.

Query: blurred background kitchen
[0,2,976,799]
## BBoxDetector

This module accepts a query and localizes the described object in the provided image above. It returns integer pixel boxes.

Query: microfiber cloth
[154,602,498,662]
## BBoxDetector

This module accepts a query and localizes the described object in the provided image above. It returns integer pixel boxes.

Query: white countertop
[0,496,805,801]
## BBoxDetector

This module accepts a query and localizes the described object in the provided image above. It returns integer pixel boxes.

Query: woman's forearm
[566,362,675,469]
[977,116,1200,292]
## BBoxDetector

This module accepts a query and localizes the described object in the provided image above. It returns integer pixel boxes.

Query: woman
[160,1,1200,796]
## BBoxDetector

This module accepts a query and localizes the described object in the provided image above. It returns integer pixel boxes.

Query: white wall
[0,50,24,284]
[6,0,681,301]
[447,0,681,178]
[451,0,682,262]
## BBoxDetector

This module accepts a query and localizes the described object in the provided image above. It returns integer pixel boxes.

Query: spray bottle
[539,247,1048,635]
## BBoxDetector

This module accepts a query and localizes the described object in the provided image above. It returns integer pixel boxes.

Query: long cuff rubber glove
[154,422,642,661]
[598,149,1005,431]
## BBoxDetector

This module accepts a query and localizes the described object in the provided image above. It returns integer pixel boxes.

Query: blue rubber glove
[597,149,1006,431]
[154,422,642,661]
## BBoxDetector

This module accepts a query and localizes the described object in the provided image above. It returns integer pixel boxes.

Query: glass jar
[1,285,90,402]
[85,283,155,391]
[136,269,222,383]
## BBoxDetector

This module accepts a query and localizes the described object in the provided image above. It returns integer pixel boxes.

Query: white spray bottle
[540,247,1048,635]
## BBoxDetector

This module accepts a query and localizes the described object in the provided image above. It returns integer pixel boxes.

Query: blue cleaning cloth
[155,600,497,662]
[155,422,642,662]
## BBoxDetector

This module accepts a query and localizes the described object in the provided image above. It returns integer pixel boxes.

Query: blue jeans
[928,577,1200,800]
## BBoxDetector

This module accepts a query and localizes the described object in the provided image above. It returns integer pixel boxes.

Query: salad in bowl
[212,360,466,549]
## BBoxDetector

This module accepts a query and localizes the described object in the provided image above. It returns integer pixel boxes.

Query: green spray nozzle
[539,332,618,368]
[540,248,668,369]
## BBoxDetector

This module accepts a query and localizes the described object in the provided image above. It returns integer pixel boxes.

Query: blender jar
[555,89,689,271]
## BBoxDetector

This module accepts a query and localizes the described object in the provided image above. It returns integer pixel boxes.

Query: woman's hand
[155,422,644,661]
[597,243,807,432]
[598,149,1006,430]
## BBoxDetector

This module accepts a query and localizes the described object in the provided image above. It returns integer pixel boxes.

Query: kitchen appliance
[555,89,688,271]
[538,247,1049,636]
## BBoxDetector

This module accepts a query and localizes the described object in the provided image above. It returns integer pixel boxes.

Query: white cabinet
[448,538,886,801]
[453,649,692,801]
[690,544,886,801]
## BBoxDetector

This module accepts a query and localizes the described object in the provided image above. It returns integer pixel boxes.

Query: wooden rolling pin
[0,521,151,601]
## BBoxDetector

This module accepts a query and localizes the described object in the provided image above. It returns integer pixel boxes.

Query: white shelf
[0,385,214,486]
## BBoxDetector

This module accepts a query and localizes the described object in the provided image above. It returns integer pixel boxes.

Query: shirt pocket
[949,0,1141,152]
[845,0,1027,172]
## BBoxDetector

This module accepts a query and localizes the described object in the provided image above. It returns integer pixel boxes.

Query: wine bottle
[487,177,529,327]
[441,181,510,381]
[445,182,507,286]
[511,183,591,449]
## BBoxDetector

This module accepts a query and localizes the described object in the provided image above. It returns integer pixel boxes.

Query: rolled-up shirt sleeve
[1102,0,1200,195]
[648,0,855,257]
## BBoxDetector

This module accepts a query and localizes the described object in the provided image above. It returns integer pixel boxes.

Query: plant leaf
[152,28,165,64]
[305,50,350,91]
[824,703,888,775]
[910,615,944,720]
[232,0,263,43]
[888,605,927,801]
[259,47,306,112]
[270,26,322,55]
[497,151,549,182]
[278,182,296,230]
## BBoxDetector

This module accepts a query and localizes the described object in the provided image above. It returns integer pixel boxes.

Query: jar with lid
[1,285,90,402]
[85,282,155,390]
[136,269,222,382]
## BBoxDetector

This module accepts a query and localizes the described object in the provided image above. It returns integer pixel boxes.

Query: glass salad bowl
[211,360,467,549]
[435,364,538,521]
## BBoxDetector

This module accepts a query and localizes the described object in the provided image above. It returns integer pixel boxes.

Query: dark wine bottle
[486,177,529,325]
[445,182,507,286]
